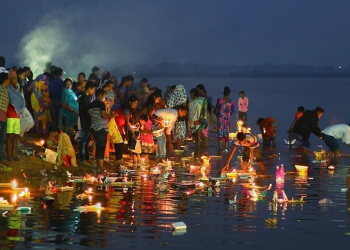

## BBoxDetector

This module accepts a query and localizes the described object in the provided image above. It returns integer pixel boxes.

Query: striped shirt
[235,133,259,149]
[88,100,108,131]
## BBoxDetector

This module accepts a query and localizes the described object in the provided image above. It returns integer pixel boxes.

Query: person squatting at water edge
[288,106,305,148]
[256,117,277,147]
[321,123,350,162]
[289,107,324,156]
[222,132,265,173]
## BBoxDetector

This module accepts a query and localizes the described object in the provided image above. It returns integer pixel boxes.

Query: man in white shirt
[321,123,350,161]
[152,105,188,159]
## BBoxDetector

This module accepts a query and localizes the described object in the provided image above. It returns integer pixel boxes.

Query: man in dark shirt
[49,67,64,126]
[88,88,118,170]
[291,107,324,155]
[78,81,96,164]
[88,66,101,86]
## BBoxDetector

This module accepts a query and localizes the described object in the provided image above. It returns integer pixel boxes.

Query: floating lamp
[0,197,14,209]
[295,165,308,173]
[276,164,285,183]
[237,120,244,132]
[229,132,237,140]
[76,202,104,212]
[11,179,18,189]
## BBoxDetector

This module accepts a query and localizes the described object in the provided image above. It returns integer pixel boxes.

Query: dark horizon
[1,0,350,77]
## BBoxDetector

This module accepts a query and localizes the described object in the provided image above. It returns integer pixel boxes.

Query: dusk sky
[2,0,350,74]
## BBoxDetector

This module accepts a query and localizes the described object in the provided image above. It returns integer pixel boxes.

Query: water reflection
[1,144,350,249]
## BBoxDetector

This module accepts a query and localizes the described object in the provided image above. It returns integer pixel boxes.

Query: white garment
[130,139,141,154]
[153,109,178,135]
[322,124,350,144]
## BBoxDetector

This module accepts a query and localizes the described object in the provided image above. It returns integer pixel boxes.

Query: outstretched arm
[222,146,237,171]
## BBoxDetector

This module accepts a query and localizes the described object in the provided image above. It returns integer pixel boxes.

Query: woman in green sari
[59,78,79,136]
[188,88,208,148]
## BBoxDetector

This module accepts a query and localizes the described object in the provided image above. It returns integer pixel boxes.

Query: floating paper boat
[177,180,197,187]
[172,221,187,230]
[314,151,325,158]
[59,186,73,192]
[75,203,104,212]
[242,183,269,191]
[174,150,184,155]
[295,165,308,172]
[172,222,187,235]
[284,139,296,145]
[312,159,327,164]
[265,217,277,225]
[110,181,135,187]
[0,198,14,210]
[67,177,88,183]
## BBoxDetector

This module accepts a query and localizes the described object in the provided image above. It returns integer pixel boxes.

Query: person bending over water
[222,132,265,173]
[321,123,350,162]
[256,117,277,147]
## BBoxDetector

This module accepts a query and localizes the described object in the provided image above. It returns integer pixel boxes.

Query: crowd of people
[0,55,349,171]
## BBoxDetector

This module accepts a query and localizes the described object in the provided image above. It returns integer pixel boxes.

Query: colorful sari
[216,98,235,138]
[31,74,52,135]
[168,85,187,140]
[59,88,78,136]
[140,118,155,153]
[189,96,207,135]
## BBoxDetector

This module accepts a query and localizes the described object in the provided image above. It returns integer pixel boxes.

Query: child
[129,121,142,164]
[288,106,304,148]
[46,125,60,151]
[139,114,155,154]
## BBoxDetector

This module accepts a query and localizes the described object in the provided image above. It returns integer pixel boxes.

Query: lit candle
[12,193,17,203]
[276,164,285,183]
[11,179,18,189]
[229,132,234,140]
[237,120,243,132]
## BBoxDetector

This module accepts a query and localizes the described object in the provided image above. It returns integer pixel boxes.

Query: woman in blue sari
[59,78,79,136]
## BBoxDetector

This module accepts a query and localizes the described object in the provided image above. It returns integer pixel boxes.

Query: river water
[1,78,350,250]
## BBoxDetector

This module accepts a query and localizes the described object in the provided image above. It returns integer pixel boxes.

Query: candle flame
[12,193,17,203]
[11,180,17,189]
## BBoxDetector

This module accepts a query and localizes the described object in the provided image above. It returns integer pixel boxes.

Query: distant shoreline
[134,73,350,78]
